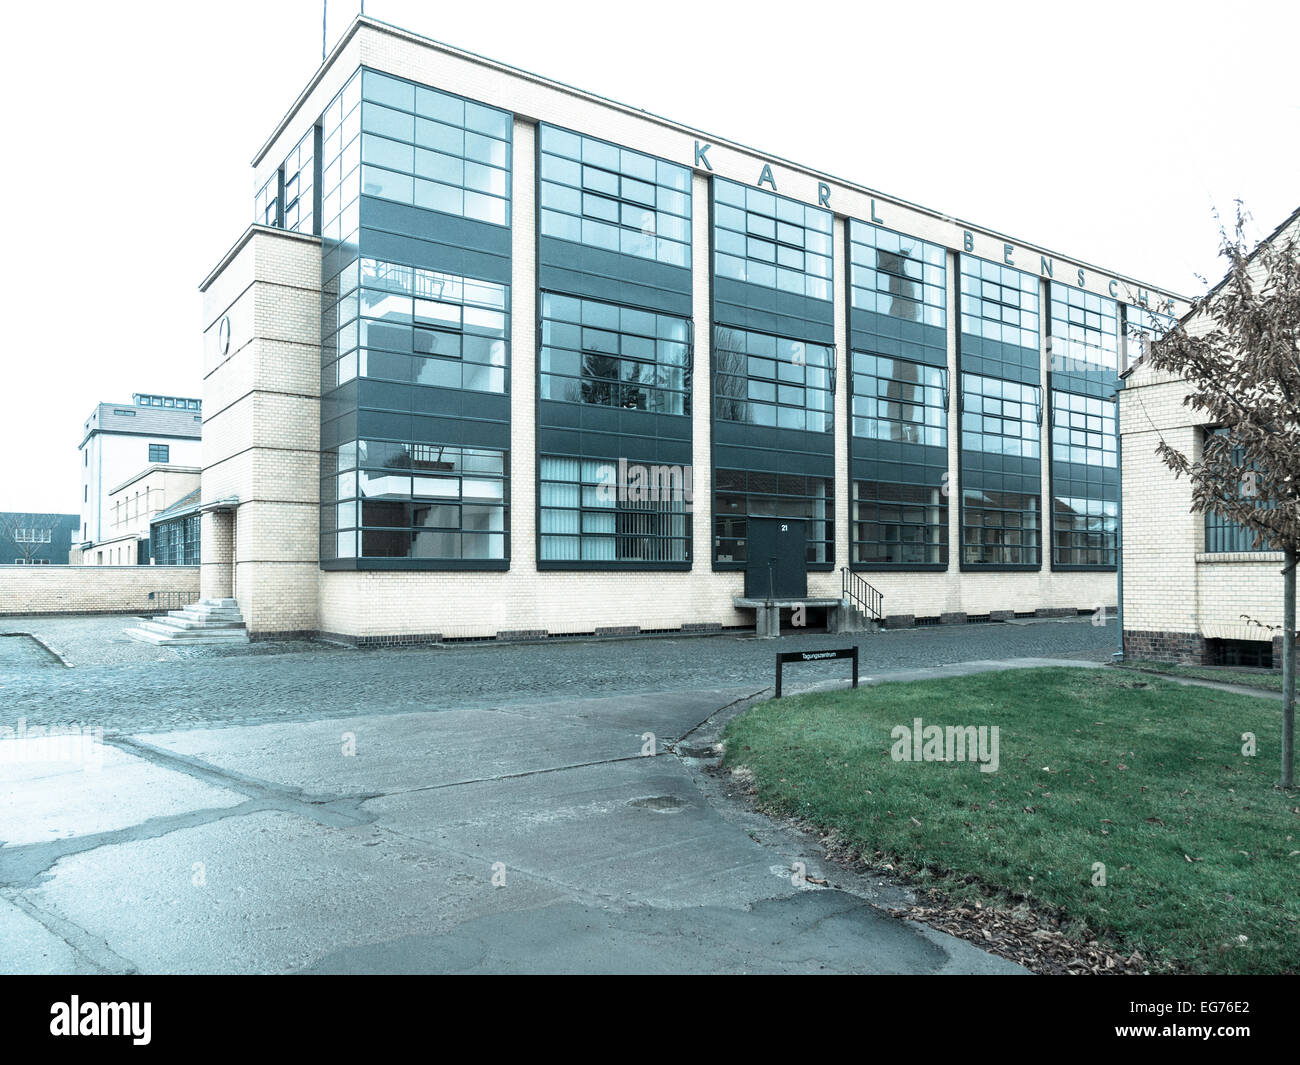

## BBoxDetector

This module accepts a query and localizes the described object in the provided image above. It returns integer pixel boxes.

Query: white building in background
[78,393,203,564]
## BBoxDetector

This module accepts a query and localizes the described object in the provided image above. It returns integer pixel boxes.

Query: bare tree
[1144,204,1300,786]
[0,513,56,564]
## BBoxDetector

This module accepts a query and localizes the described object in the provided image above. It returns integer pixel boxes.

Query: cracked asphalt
[0,615,1113,974]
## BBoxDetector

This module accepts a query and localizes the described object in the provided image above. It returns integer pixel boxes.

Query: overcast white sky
[1,0,1296,514]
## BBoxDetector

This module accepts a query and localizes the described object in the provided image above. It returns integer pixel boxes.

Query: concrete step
[170,609,243,624]
[126,601,251,644]
[177,601,242,614]
[832,602,881,634]
[125,626,251,646]
[151,615,246,631]
[134,618,249,639]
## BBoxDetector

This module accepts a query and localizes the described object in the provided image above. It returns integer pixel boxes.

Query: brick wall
[312,567,1118,642]
[0,566,199,617]
[1195,554,1287,641]
[1122,628,1207,664]
[199,509,233,601]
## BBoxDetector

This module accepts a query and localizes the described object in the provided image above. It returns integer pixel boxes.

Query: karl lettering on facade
[692,139,1176,316]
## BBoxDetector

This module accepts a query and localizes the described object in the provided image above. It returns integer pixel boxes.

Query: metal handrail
[841,567,884,620]
[148,591,198,613]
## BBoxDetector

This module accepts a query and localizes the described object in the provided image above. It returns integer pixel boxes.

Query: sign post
[775,647,859,698]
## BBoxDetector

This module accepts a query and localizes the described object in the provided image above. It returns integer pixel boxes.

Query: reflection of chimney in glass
[880,250,921,321]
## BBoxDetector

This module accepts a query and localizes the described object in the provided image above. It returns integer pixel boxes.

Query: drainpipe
[1113,378,1125,660]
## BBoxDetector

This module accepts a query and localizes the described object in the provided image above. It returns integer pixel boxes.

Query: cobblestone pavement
[0,614,1117,735]
[0,635,61,671]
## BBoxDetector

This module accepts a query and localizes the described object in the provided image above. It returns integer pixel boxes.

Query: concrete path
[0,679,1033,975]
[1110,665,1284,701]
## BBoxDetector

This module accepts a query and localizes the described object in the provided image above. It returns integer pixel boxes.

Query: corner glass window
[358,68,512,227]
[323,257,509,394]
[324,442,508,561]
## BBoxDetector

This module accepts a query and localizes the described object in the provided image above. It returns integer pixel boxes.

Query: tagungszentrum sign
[774,647,859,698]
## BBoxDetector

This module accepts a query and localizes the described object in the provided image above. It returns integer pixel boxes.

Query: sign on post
[775,647,859,698]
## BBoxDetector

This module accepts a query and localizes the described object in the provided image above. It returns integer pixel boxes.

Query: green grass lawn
[1117,660,1283,693]
[722,667,1300,974]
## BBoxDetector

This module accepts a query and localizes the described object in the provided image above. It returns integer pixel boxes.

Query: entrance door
[744,517,807,598]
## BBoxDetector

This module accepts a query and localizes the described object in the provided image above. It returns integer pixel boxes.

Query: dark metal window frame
[1201,426,1274,553]
[851,350,949,447]
[340,256,511,395]
[851,479,949,570]
[713,325,835,434]
[356,67,513,227]
[959,255,1041,349]
[324,441,510,565]
[959,371,1042,458]
[537,454,692,569]
[538,123,691,267]
[1048,282,1119,374]
[713,467,836,570]
[960,488,1041,568]
[848,219,946,328]
[538,291,692,416]
[712,177,834,302]
[1051,494,1117,567]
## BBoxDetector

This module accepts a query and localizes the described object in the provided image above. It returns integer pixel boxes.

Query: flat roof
[107,464,202,497]
[80,403,204,448]
[251,14,1188,304]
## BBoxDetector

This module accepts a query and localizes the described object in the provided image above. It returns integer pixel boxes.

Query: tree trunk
[1284,546,1296,789]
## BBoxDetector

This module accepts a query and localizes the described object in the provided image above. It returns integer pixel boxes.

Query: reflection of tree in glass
[712,326,750,423]
[580,349,620,407]
[620,359,651,410]
[580,350,648,409]
[378,443,453,472]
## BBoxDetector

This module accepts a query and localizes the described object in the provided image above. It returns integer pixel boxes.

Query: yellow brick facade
[199,227,321,636]
[199,17,1183,641]
[0,565,199,617]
